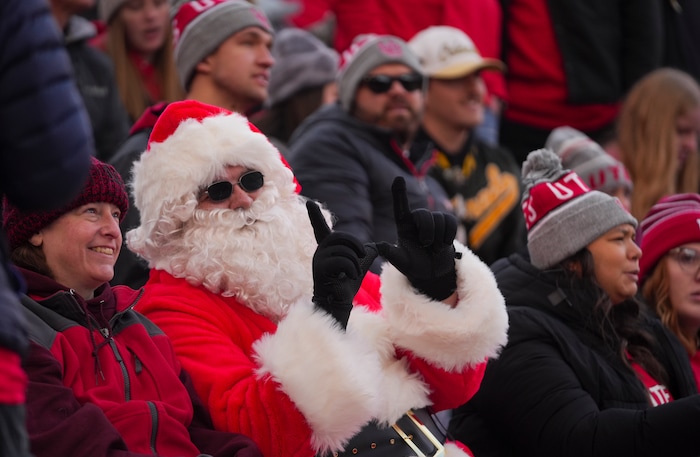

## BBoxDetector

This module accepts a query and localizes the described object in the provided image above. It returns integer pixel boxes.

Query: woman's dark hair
[560,248,669,386]
[11,244,52,278]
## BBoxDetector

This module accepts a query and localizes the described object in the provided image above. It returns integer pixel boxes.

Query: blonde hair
[617,68,700,220]
[642,257,699,356]
[106,14,184,121]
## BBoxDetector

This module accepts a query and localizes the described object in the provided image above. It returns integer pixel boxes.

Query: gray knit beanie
[267,28,339,107]
[546,126,632,196]
[172,0,273,90]
[521,148,637,269]
[337,34,423,112]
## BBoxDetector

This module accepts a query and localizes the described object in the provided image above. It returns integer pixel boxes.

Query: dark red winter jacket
[19,267,261,457]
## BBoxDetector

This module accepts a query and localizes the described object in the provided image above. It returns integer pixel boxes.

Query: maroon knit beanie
[2,157,129,250]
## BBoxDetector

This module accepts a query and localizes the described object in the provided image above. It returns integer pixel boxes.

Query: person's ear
[195,54,215,76]
[29,233,43,247]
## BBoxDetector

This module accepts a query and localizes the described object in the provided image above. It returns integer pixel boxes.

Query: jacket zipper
[108,339,131,401]
[147,401,159,454]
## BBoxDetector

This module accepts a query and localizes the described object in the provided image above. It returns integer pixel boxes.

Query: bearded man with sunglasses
[288,34,453,272]
[126,99,508,457]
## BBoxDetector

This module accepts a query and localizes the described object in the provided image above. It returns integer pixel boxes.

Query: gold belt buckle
[391,410,445,457]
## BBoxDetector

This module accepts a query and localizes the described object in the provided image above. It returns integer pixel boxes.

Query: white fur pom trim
[380,241,508,371]
[445,441,473,457]
[253,301,381,454]
[348,309,431,424]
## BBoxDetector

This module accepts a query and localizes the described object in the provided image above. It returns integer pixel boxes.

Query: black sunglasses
[202,171,264,202]
[360,73,424,94]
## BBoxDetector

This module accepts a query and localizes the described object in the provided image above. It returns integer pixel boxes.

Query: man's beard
[166,193,317,322]
[356,94,422,147]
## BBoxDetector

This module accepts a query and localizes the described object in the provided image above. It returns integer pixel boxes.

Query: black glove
[376,177,459,301]
[306,200,378,330]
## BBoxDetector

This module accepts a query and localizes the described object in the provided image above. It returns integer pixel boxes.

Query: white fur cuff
[445,441,473,457]
[253,301,381,453]
[379,242,508,371]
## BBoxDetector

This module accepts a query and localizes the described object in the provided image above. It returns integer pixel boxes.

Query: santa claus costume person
[126,100,509,457]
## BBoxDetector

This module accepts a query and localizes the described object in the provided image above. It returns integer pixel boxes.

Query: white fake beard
[167,194,317,323]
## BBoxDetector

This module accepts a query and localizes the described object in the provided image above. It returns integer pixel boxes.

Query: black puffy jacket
[450,253,700,457]
[0,0,93,455]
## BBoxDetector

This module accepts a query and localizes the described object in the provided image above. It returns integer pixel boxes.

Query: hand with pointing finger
[306,200,379,330]
[376,177,459,301]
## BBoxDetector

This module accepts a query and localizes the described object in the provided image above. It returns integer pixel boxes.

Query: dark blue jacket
[0,0,94,360]
[287,103,452,271]
[0,0,93,211]
[0,0,93,455]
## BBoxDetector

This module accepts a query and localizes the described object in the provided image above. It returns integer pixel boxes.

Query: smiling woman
[0,157,263,457]
[4,157,129,300]
[27,202,123,299]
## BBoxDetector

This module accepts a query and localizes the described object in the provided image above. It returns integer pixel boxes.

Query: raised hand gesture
[306,200,379,330]
[376,177,459,301]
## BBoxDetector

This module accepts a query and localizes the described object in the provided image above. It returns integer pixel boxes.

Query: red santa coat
[137,244,507,457]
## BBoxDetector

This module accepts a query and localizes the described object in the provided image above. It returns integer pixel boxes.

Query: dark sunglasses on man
[360,73,424,94]
[201,170,264,202]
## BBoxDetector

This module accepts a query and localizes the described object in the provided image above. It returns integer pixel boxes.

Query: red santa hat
[129,100,299,241]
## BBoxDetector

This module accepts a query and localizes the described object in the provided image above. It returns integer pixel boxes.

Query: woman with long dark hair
[450,149,700,457]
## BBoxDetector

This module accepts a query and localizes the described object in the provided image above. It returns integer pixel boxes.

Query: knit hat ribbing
[2,157,129,250]
[267,28,339,107]
[546,126,632,195]
[337,34,423,112]
[172,0,273,90]
[521,149,637,269]
[638,193,700,281]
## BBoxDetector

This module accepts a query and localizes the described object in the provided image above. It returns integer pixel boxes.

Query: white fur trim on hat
[379,241,508,371]
[128,111,297,262]
[253,300,381,454]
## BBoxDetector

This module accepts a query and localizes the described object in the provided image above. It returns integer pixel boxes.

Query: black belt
[326,408,446,457]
